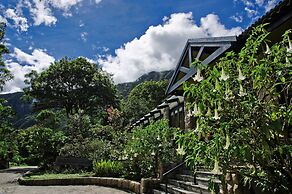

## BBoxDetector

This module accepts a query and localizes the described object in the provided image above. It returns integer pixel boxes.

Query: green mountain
[117,70,173,97]
[0,92,34,128]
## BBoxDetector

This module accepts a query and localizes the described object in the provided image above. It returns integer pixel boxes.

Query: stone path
[0,167,130,194]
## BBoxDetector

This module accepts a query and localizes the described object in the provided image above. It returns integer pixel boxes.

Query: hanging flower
[195,119,200,132]
[176,145,186,156]
[157,136,161,141]
[265,43,271,55]
[224,133,230,150]
[206,107,212,117]
[218,102,223,112]
[215,79,221,91]
[237,67,245,81]
[239,83,247,97]
[287,36,292,53]
[187,110,192,117]
[224,86,233,101]
[192,103,201,116]
[219,68,229,81]
[213,108,220,120]
[211,158,220,174]
[134,153,138,158]
[151,151,155,156]
[192,69,204,82]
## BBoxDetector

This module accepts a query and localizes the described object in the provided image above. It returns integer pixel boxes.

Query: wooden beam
[179,67,190,74]
[196,46,204,59]
[168,44,232,94]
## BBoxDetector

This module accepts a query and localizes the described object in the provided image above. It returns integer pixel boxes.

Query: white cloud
[49,0,82,11]
[95,0,102,4]
[99,13,242,83]
[230,15,243,23]
[25,0,57,26]
[80,32,88,42]
[255,0,264,6]
[265,0,277,11]
[241,0,254,7]
[5,8,29,32]
[1,48,55,94]
[244,7,258,17]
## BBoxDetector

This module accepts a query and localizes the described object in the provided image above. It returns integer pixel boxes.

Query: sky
[0,0,281,93]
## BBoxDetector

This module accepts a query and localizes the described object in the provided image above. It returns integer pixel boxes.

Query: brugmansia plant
[177,25,292,193]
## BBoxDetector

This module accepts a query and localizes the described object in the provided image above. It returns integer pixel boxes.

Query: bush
[123,119,178,180]
[17,126,66,167]
[93,160,123,177]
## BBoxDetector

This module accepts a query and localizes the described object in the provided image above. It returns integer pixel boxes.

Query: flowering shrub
[177,25,292,193]
[123,119,178,180]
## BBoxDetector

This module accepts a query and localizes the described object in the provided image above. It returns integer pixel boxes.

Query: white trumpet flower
[219,68,229,81]
[265,43,271,55]
[218,103,223,112]
[195,120,200,132]
[192,69,204,82]
[224,134,230,150]
[239,84,247,97]
[206,107,212,117]
[192,103,201,116]
[238,67,245,81]
[287,36,292,53]
[176,145,186,156]
[211,159,220,174]
[213,108,220,120]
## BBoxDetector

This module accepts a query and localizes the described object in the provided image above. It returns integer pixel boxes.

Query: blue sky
[0,0,280,93]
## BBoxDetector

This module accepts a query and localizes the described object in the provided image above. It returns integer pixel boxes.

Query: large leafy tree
[24,57,119,116]
[0,23,15,168]
[0,23,12,90]
[122,80,168,124]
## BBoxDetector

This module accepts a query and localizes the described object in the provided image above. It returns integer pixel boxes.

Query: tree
[0,23,12,90]
[123,80,168,123]
[0,23,15,168]
[24,57,119,116]
[177,26,291,193]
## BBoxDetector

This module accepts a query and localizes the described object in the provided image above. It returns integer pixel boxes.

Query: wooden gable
[166,36,237,95]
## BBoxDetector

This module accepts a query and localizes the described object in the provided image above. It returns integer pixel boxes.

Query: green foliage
[93,160,123,177]
[0,23,12,91]
[23,57,119,116]
[122,80,168,123]
[178,25,292,193]
[123,119,178,179]
[0,24,15,165]
[17,126,66,167]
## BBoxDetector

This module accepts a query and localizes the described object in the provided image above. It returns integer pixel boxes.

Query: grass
[24,172,95,180]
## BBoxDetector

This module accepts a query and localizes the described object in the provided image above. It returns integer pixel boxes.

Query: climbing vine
[177,25,292,193]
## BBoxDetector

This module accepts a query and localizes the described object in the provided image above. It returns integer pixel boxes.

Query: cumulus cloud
[1,48,55,94]
[99,13,242,83]
[28,0,57,26]
[49,0,82,11]
[5,8,29,31]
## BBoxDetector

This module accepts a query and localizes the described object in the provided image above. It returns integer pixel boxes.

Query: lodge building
[132,0,292,130]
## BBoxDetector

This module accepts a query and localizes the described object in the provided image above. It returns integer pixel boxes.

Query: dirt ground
[0,167,130,194]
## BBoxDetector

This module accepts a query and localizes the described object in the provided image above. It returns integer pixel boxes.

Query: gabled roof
[166,36,237,95]
[166,0,292,95]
